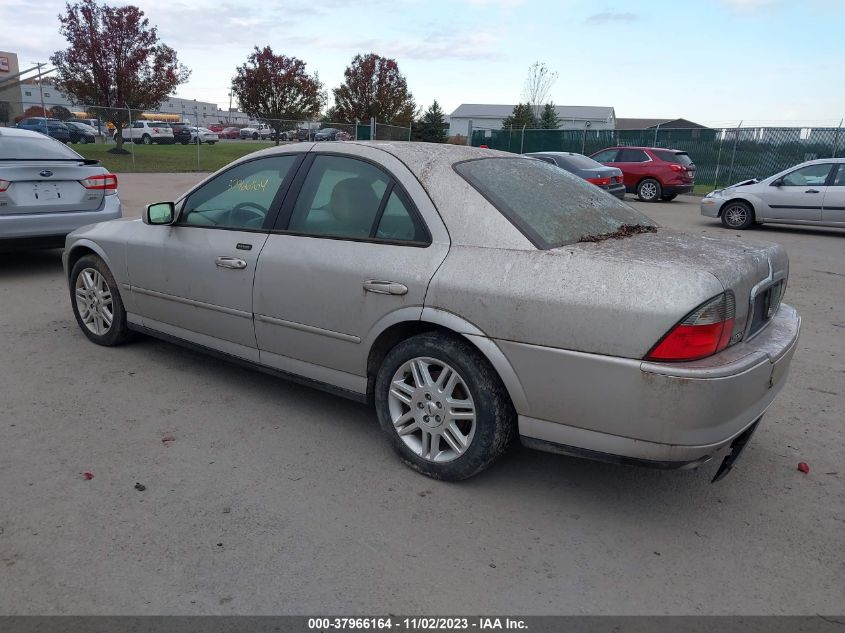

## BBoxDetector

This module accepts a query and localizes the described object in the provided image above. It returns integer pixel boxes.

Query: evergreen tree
[501,103,536,130]
[539,103,560,129]
[414,100,447,142]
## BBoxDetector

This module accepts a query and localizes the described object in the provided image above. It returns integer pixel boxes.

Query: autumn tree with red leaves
[50,0,190,153]
[231,46,324,146]
[332,53,416,126]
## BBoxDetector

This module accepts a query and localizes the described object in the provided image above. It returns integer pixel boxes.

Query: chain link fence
[471,125,845,190]
[0,100,412,172]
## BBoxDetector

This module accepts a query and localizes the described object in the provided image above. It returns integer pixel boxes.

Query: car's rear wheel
[637,178,661,202]
[142,134,152,145]
[252,132,258,140]
[721,201,754,229]
[661,193,677,201]
[70,255,132,346]
[375,332,515,481]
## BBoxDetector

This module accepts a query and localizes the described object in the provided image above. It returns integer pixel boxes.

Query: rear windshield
[552,154,603,169]
[454,157,655,249]
[655,150,694,166]
[0,135,84,160]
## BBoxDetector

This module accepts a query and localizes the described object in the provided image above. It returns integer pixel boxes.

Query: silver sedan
[1,127,121,250]
[64,142,800,481]
[701,158,845,229]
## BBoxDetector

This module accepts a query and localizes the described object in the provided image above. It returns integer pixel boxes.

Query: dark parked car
[591,146,696,202]
[170,122,193,145]
[527,152,625,199]
[314,127,342,141]
[16,118,71,143]
[64,121,97,144]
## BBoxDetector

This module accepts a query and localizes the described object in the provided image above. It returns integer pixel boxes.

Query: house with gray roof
[449,103,616,137]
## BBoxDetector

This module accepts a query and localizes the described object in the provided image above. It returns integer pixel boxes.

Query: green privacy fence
[471,126,844,190]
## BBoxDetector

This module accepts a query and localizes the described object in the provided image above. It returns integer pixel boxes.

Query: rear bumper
[503,303,801,466]
[0,196,122,246]
[663,184,694,195]
[601,183,626,199]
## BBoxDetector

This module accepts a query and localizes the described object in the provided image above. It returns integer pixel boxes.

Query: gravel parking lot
[1,172,843,615]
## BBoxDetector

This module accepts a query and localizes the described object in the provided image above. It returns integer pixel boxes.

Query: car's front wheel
[375,332,515,480]
[142,134,152,145]
[637,178,662,202]
[70,255,133,346]
[721,201,754,229]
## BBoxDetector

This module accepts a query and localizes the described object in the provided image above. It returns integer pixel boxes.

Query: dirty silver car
[64,142,801,481]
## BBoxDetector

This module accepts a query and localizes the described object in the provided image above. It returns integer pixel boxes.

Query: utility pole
[228,90,233,124]
[33,62,47,118]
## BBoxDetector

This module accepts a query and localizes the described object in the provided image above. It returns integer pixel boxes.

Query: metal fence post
[713,128,725,190]
[581,126,587,154]
[520,124,526,154]
[727,120,742,184]
[370,117,375,141]
[126,105,136,170]
[653,123,660,147]
[194,104,200,171]
[832,118,843,158]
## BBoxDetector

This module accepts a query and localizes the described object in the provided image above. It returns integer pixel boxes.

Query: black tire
[69,254,133,347]
[142,134,152,145]
[661,193,677,201]
[252,132,258,140]
[374,332,516,481]
[721,200,755,230]
[636,178,662,202]
[207,141,215,145]
[181,140,189,145]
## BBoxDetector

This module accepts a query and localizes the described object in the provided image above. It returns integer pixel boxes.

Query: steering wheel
[226,201,268,227]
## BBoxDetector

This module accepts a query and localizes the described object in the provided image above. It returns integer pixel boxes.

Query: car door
[759,163,833,221]
[252,147,450,394]
[126,153,305,361]
[613,148,652,190]
[821,164,845,224]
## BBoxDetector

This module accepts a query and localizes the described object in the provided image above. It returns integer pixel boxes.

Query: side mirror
[771,179,783,187]
[143,201,176,225]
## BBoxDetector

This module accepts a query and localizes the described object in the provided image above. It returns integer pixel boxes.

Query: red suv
[590,146,696,202]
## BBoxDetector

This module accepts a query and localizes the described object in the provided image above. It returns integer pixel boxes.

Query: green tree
[413,100,447,143]
[332,53,416,125]
[538,103,559,129]
[0,101,10,125]
[501,103,536,130]
[51,105,73,121]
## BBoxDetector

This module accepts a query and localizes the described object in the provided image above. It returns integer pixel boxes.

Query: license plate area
[748,280,785,339]
[33,183,61,201]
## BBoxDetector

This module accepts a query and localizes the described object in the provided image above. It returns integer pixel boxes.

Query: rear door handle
[215,256,247,270]
[363,280,408,295]
[805,189,820,194]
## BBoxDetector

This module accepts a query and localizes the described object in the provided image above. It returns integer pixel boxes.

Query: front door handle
[215,256,247,270]
[805,189,820,194]
[363,280,408,296]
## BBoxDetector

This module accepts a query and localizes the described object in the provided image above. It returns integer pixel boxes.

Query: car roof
[0,126,49,138]
[526,151,588,157]
[601,146,687,152]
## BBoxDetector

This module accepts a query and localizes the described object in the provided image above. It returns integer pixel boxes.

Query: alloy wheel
[640,181,658,200]
[387,357,476,463]
[725,204,748,227]
[74,268,114,336]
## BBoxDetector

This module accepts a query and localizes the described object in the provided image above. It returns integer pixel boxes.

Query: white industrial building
[449,103,616,137]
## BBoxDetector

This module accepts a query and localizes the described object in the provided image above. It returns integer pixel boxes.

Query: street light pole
[33,61,46,118]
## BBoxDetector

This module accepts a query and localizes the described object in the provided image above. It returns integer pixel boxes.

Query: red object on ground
[83,472,94,480]
[797,462,809,474]
[479,144,489,149]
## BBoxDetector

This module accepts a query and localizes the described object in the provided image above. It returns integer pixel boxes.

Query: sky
[2,0,844,125]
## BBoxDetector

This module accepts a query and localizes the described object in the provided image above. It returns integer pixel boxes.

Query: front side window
[781,163,833,186]
[455,157,655,249]
[180,155,298,230]
[287,155,427,243]
[592,149,618,162]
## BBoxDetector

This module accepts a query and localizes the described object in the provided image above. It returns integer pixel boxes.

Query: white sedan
[190,127,219,145]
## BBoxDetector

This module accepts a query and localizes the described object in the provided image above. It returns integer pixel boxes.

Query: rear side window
[617,149,650,162]
[654,150,694,166]
[455,157,655,249]
[554,154,603,169]
[0,135,84,160]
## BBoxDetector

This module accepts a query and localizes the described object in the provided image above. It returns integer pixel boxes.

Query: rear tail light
[587,176,611,186]
[646,292,736,362]
[613,175,622,184]
[669,164,684,172]
[0,179,9,192]
[80,173,118,194]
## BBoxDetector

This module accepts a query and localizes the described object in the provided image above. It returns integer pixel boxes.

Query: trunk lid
[0,163,107,215]
[568,229,788,344]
